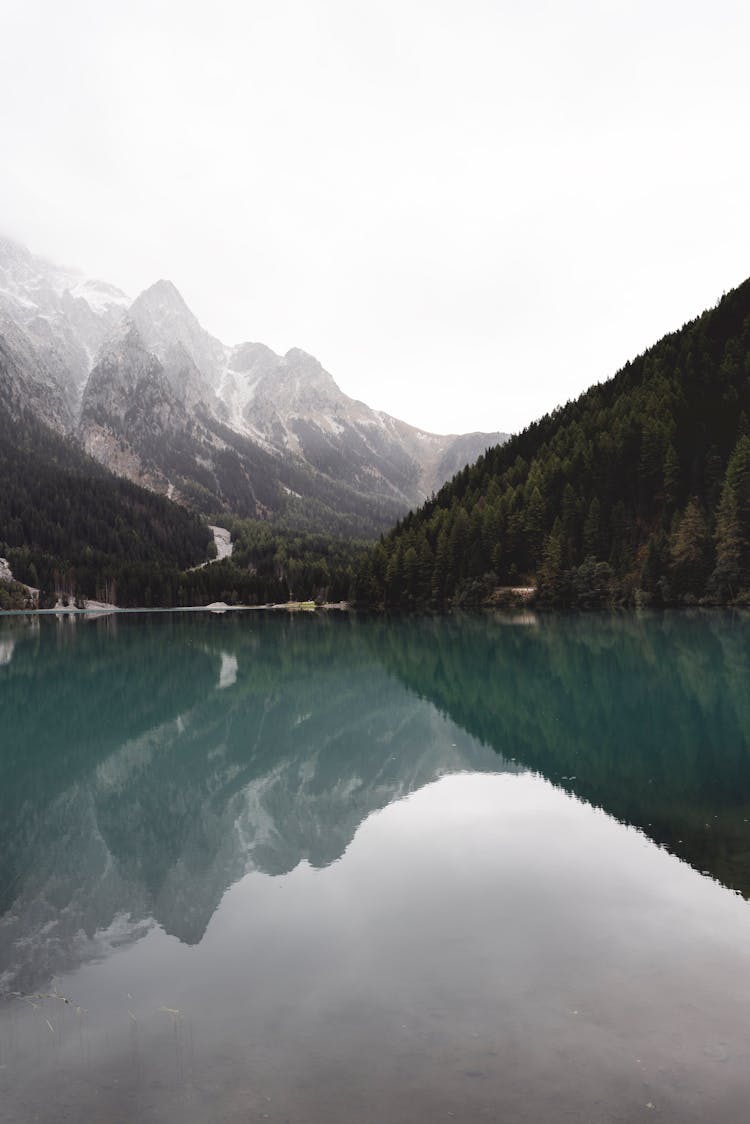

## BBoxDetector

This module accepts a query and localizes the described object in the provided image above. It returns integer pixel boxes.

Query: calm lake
[1,610,750,1122]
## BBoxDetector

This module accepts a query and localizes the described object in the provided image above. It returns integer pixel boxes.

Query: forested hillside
[139,522,367,609]
[0,377,367,607]
[0,397,212,604]
[356,279,750,607]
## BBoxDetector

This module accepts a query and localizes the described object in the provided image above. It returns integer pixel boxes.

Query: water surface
[1,611,750,1122]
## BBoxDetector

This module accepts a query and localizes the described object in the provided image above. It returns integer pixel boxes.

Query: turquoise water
[1,610,750,1121]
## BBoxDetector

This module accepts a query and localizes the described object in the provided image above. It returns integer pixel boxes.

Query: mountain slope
[0,236,510,602]
[78,319,412,534]
[358,278,750,606]
[0,312,75,431]
[216,337,502,502]
[122,277,507,515]
[0,236,507,536]
[0,324,212,602]
[0,235,129,419]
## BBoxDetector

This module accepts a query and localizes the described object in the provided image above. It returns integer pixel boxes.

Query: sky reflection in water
[1,610,749,1123]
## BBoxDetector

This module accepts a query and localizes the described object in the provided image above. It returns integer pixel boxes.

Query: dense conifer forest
[0,401,368,607]
[123,523,367,610]
[227,520,366,602]
[0,401,213,605]
[355,278,750,608]
[0,392,371,609]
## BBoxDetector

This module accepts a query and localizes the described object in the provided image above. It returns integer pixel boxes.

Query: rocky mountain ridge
[0,235,128,416]
[0,236,508,531]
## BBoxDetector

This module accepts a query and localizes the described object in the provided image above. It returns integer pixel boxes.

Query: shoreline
[0,600,351,618]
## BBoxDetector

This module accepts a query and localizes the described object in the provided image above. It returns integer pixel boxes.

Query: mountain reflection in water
[3,610,750,1124]
[4,615,750,993]
[2,609,750,996]
[0,612,507,993]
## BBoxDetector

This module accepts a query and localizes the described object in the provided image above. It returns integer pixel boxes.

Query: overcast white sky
[2,0,749,435]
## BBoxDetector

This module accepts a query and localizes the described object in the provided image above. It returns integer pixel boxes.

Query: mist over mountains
[0,236,507,535]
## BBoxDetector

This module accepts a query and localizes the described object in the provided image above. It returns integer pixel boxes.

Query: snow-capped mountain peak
[130,278,227,387]
[0,234,129,316]
[0,234,508,529]
[0,236,129,418]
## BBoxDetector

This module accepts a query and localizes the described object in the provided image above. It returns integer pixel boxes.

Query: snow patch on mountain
[0,236,129,416]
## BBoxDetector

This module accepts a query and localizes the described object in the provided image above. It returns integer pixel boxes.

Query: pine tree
[538,518,565,603]
[712,436,750,598]
[523,486,546,565]
[583,496,602,558]
[670,498,710,597]
[663,443,680,510]
[560,483,581,566]
[403,547,419,601]
[432,529,449,603]
[385,546,404,605]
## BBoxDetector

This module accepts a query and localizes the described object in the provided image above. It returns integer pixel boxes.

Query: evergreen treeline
[229,520,367,603]
[356,279,750,607]
[0,578,35,611]
[0,387,369,608]
[0,401,212,604]
[2,525,366,611]
[112,530,364,609]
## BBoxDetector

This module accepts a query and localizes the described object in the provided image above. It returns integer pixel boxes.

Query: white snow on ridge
[68,278,130,313]
[1,235,508,510]
[0,236,129,317]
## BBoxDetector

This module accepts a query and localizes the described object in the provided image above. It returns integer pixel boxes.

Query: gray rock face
[128,279,508,507]
[0,313,75,431]
[129,279,226,388]
[215,340,506,505]
[0,236,129,421]
[0,237,508,527]
[79,320,226,500]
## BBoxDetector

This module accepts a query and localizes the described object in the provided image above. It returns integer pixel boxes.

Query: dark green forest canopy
[355,277,750,608]
[153,521,367,611]
[0,400,212,603]
[228,519,367,601]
